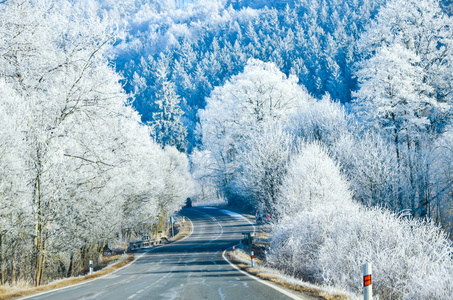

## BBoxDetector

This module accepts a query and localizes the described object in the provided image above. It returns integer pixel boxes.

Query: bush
[268,203,453,299]
[268,142,453,299]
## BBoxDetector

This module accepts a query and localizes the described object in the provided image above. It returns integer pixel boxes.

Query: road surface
[24,207,313,300]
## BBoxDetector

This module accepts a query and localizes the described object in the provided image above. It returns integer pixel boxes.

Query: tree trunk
[33,147,46,287]
[0,234,4,285]
[11,239,18,285]
[35,240,46,286]
[67,253,74,278]
[394,129,404,211]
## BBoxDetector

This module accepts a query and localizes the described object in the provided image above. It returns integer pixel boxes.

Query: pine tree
[151,56,187,152]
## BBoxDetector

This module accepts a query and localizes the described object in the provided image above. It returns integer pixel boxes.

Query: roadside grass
[217,206,355,300]
[0,218,192,300]
[171,219,190,242]
[227,249,351,300]
[0,255,134,300]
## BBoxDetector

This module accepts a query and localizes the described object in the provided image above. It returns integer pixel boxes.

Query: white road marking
[20,215,196,300]
[218,207,308,299]
[168,290,179,300]
[218,288,226,300]
[80,290,105,300]
[222,249,303,300]
[127,294,137,299]
[178,217,194,242]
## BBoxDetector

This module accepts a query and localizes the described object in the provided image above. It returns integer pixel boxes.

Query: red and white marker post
[250,251,254,267]
[363,263,372,300]
[232,246,235,254]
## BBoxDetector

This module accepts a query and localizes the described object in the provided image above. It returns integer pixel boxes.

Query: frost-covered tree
[288,93,352,147]
[0,80,30,285]
[233,124,293,214]
[332,131,400,209]
[354,0,453,216]
[277,142,352,217]
[431,126,453,234]
[198,59,310,202]
[151,55,188,152]
[357,0,453,135]
[354,44,435,157]
[190,149,223,205]
[0,0,194,286]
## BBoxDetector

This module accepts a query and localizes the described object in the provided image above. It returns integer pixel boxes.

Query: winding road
[23,207,313,300]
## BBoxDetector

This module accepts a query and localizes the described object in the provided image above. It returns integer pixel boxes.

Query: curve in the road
[21,207,311,300]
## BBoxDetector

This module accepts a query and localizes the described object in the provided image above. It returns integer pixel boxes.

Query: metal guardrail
[253,237,269,246]
[127,238,161,251]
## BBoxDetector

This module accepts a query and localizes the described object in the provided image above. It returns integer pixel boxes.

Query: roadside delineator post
[232,246,235,253]
[363,263,372,300]
[250,251,254,267]
[89,260,93,275]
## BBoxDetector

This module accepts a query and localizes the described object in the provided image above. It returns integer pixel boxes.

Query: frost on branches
[197,59,310,207]
[268,143,453,299]
[0,0,193,286]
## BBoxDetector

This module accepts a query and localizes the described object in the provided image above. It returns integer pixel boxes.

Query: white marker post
[232,246,235,253]
[363,263,372,300]
[89,260,93,275]
[250,251,254,267]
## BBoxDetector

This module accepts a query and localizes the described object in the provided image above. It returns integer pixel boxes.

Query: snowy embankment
[266,144,453,299]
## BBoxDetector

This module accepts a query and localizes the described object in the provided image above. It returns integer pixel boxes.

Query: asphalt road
[24,207,312,300]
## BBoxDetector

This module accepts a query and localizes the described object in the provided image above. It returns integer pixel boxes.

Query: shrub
[268,143,453,299]
[268,201,453,299]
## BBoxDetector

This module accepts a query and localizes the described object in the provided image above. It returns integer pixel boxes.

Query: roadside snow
[219,209,243,219]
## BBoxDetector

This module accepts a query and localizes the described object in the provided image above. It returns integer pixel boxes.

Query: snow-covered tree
[0,0,194,286]
[151,55,188,152]
[277,142,352,217]
[354,44,435,157]
[198,59,310,201]
[357,0,453,135]
[233,124,293,214]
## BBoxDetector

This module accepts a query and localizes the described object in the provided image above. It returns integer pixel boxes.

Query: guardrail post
[170,216,174,238]
[363,263,372,300]
[89,260,93,275]
[250,251,254,267]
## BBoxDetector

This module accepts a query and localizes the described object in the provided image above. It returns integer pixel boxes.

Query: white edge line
[20,216,195,300]
[222,249,302,300]
[177,216,194,242]
[218,207,256,235]
[19,254,140,300]
[218,208,301,300]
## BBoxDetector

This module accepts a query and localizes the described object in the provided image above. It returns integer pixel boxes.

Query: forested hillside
[1,0,453,298]
[109,0,453,232]
[108,1,453,297]
[111,0,453,226]
[112,0,388,146]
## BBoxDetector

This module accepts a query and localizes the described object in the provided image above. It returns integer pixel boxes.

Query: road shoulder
[217,207,347,300]
[5,218,193,300]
